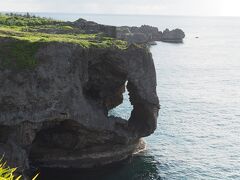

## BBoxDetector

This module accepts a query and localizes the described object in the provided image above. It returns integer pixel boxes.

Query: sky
[0,0,240,17]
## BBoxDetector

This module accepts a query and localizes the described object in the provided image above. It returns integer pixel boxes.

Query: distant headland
[74,18,186,44]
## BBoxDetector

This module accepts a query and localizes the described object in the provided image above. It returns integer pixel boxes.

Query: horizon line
[1,11,240,18]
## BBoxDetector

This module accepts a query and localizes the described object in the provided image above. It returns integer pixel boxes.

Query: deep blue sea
[36,14,240,180]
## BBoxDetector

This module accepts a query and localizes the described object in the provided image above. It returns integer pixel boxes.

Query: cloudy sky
[1,0,240,17]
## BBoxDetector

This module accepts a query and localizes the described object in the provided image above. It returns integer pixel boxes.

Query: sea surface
[36,14,240,180]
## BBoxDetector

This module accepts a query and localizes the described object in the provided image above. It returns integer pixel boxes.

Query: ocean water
[36,14,240,180]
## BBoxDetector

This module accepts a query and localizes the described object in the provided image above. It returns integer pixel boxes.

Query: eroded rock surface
[117,25,163,44]
[73,18,117,38]
[0,40,159,174]
[161,28,185,43]
[117,25,185,44]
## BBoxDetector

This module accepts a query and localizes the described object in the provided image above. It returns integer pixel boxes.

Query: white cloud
[0,0,240,16]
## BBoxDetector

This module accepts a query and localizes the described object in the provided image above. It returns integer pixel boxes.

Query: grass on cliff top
[0,13,60,26]
[0,13,128,69]
[0,26,127,49]
[0,14,127,49]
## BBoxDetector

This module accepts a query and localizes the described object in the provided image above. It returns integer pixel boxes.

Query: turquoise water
[37,14,240,180]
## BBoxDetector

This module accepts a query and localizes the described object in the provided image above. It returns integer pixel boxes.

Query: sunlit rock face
[0,41,159,173]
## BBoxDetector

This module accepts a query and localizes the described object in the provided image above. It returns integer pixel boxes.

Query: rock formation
[161,28,185,43]
[0,39,159,176]
[117,25,185,44]
[117,25,161,44]
[73,18,117,38]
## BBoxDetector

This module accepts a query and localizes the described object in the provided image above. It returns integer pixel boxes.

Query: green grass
[0,14,127,49]
[0,13,128,69]
[0,162,21,180]
[24,24,76,33]
[0,26,127,49]
[0,13,60,26]
[0,158,38,180]
[0,38,41,69]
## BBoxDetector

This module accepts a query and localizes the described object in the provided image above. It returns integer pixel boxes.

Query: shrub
[0,13,60,26]
[0,158,38,180]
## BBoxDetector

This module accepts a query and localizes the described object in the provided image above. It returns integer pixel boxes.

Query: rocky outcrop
[0,39,159,175]
[117,25,185,44]
[117,25,162,44]
[161,28,185,43]
[73,18,117,38]
[118,32,149,44]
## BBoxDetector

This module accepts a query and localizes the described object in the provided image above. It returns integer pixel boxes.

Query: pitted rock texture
[0,40,159,174]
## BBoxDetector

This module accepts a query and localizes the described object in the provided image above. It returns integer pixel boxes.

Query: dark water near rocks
[36,14,240,180]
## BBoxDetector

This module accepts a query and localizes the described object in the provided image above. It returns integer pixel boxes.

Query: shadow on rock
[38,153,162,180]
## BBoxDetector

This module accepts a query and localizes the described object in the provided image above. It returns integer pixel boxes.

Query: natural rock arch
[0,42,159,173]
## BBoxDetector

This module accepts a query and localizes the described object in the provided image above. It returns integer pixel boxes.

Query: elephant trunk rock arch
[0,41,159,172]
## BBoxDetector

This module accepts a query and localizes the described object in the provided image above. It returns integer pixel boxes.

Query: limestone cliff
[0,38,159,174]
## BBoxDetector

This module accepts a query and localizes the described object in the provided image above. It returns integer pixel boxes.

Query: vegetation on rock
[0,39,40,69]
[0,13,60,26]
[0,13,127,69]
[0,158,38,180]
